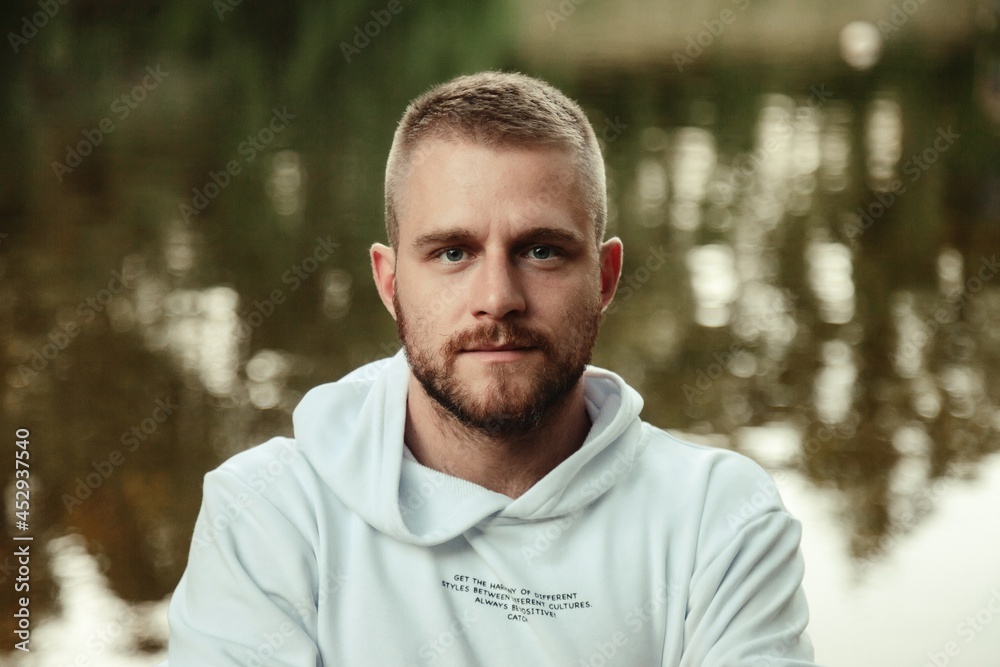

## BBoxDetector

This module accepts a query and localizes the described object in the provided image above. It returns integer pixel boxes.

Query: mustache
[444,322,551,356]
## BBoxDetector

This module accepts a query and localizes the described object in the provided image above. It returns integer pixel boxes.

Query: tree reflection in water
[1,2,998,663]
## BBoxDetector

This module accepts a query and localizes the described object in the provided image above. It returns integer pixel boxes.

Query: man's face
[374,138,621,437]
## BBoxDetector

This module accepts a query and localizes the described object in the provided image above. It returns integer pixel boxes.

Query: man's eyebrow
[411,229,477,250]
[513,226,587,247]
[410,226,586,250]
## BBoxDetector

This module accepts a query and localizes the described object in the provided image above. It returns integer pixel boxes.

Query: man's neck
[402,375,592,499]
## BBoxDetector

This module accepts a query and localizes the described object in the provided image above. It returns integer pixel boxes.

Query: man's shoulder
[207,436,316,500]
[632,422,786,511]
[637,423,769,477]
[192,436,340,550]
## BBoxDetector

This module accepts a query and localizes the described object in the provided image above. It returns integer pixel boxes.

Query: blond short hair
[383,71,607,248]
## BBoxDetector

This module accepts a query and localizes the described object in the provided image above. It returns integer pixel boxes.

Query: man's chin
[455,348,543,367]
[418,370,546,434]
[451,356,544,389]
[444,393,548,437]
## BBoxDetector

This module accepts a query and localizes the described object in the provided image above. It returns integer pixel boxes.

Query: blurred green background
[2,0,1000,664]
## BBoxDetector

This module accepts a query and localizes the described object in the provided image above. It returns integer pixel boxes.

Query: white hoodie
[167,352,817,666]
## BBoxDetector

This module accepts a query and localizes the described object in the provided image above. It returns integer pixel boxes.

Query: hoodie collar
[293,351,645,545]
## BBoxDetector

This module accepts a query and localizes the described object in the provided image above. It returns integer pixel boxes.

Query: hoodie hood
[293,351,645,546]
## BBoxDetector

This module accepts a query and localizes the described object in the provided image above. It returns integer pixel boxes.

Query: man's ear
[370,243,397,320]
[599,237,623,311]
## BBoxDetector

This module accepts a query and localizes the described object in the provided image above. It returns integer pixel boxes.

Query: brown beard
[394,291,602,437]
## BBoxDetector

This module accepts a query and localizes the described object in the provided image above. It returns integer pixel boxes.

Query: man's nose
[470,254,526,319]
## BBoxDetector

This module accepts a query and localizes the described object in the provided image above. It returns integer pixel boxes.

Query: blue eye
[529,246,553,259]
[442,248,465,262]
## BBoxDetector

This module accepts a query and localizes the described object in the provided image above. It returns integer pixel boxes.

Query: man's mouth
[464,343,535,352]
[459,342,541,362]
[447,323,549,359]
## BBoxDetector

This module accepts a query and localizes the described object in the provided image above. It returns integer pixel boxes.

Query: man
[167,71,817,665]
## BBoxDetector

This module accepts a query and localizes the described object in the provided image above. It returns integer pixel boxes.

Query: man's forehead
[397,138,587,242]
[406,136,577,181]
